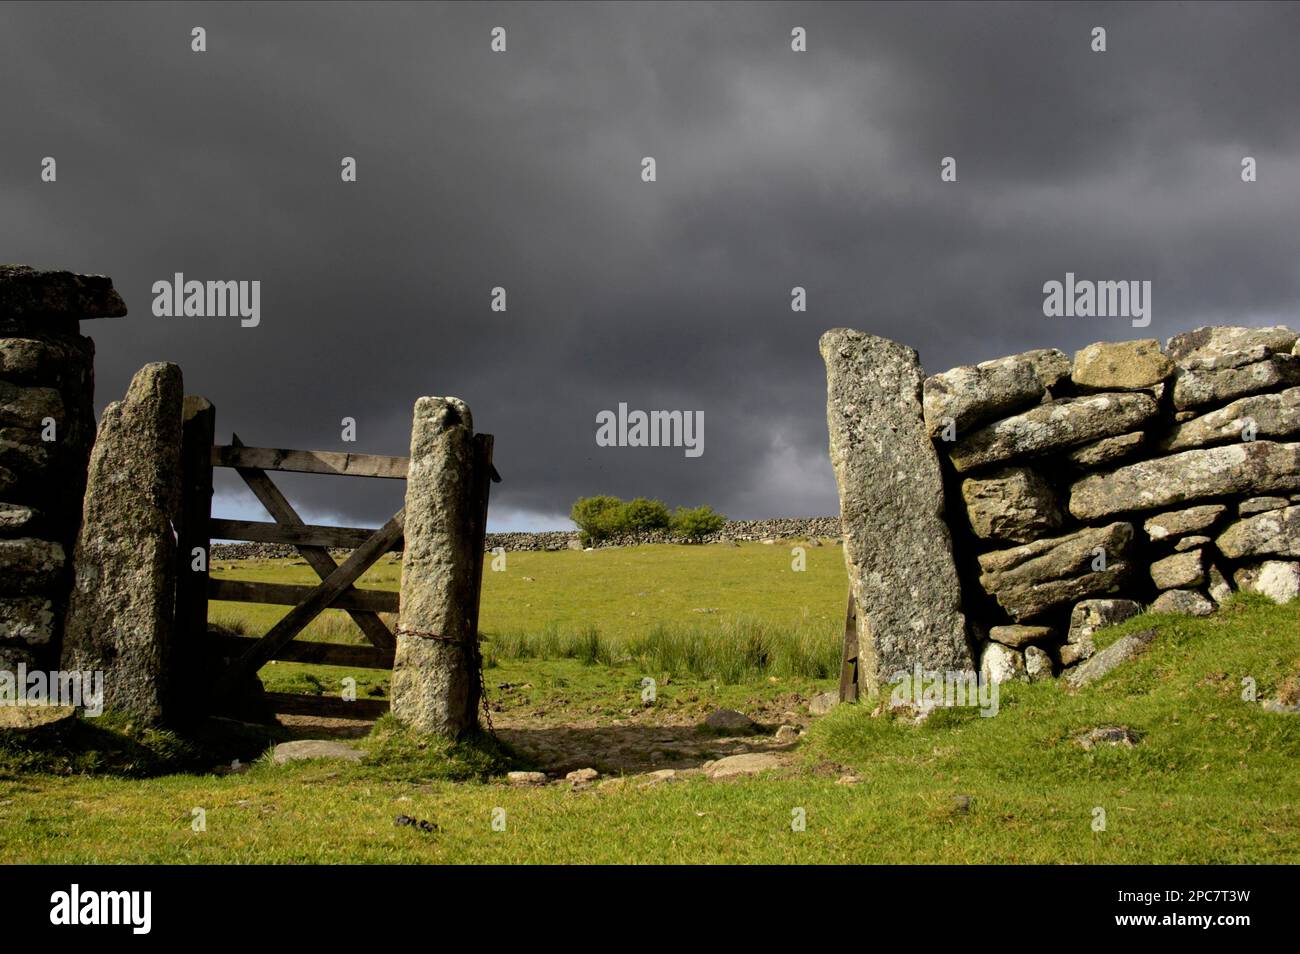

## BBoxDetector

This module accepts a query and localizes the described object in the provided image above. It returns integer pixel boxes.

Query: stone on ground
[507,770,548,785]
[703,752,787,779]
[702,709,758,734]
[1064,627,1157,688]
[1024,645,1053,682]
[637,769,677,787]
[808,690,839,715]
[1074,725,1140,750]
[1206,563,1234,604]
[271,740,365,765]
[1068,599,1142,644]
[980,641,1026,684]
[1234,561,1300,604]
[1059,641,1094,667]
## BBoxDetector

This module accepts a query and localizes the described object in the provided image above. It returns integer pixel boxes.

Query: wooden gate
[175,398,497,719]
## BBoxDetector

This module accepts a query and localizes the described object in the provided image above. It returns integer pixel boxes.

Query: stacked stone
[0,265,125,672]
[923,325,1300,684]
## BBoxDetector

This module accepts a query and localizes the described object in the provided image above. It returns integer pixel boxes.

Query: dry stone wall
[921,324,1300,686]
[0,265,125,672]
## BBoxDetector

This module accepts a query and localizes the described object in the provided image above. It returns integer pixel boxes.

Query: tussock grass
[357,715,514,783]
[481,617,839,682]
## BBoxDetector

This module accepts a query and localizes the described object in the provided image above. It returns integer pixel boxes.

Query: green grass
[1,544,1297,864]
[212,541,844,649]
[483,617,839,681]
[211,541,844,698]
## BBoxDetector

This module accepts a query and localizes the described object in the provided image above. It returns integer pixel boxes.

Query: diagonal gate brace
[229,432,397,651]
[217,508,406,694]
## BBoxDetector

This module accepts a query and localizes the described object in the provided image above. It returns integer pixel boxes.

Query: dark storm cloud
[3,1,1299,529]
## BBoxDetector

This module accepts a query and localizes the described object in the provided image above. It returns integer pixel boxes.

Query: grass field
[209,541,846,699]
[2,542,1298,864]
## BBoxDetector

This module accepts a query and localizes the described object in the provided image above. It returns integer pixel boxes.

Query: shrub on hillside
[570,495,625,545]
[671,505,726,541]
[571,496,723,544]
[613,497,672,533]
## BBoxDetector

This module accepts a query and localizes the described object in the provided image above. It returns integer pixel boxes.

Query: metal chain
[477,657,496,738]
[393,625,467,644]
[394,625,496,738]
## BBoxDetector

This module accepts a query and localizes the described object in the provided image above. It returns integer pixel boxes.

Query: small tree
[671,505,726,542]
[570,495,624,545]
[617,497,672,533]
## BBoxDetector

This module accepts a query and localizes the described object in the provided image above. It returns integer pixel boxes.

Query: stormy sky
[3,1,1299,531]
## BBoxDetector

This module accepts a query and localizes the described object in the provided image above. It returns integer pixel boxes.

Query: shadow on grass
[0,711,289,780]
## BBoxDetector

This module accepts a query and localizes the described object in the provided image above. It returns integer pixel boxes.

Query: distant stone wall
[211,516,844,559]
[924,325,1300,685]
[0,266,125,672]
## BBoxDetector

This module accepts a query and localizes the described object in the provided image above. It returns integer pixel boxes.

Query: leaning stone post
[819,329,973,694]
[391,396,483,737]
[61,362,184,723]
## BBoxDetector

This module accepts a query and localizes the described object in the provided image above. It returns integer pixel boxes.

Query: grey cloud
[2,1,1297,530]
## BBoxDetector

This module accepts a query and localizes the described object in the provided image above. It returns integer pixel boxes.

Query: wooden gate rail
[209,579,398,613]
[215,635,395,669]
[210,445,410,478]
[209,443,501,484]
[208,518,403,551]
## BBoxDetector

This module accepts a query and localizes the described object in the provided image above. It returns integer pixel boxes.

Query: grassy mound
[1,545,1295,863]
[798,593,1300,862]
